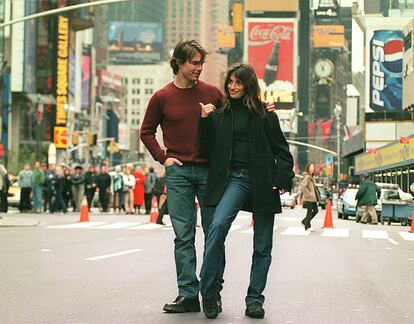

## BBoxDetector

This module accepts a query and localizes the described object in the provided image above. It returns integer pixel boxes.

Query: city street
[1,207,413,324]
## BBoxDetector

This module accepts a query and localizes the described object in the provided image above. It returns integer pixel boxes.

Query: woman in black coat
[198,63,294,319]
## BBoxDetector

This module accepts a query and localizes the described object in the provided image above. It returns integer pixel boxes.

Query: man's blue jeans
[32,186,43,211]
[200,169,275,306]
[165,164,216,298]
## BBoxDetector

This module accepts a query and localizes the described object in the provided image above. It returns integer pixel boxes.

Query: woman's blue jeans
[200,169,275,306]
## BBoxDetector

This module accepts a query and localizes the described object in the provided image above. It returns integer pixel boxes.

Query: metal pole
[0,0,130,29]
[337,119,341,183]
[287,140,338,156]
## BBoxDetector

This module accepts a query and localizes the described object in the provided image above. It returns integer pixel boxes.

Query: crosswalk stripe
[47,222,106,229]
[398,232,414,241]
[362,230,389,240]
[321,228,349,238]
[229,225,242,232]
[281,226,311,236]
[94,222,142,229]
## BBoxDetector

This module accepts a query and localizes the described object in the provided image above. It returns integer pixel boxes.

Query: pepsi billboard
[369,30,404,111]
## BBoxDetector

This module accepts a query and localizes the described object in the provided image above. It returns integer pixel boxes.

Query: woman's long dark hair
[222,63,265,115]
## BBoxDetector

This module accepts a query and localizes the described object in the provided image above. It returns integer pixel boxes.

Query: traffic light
[72,132,79,145]
[88,132,97,146]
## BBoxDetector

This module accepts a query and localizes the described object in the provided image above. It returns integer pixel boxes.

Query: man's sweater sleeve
[140,93,168,164]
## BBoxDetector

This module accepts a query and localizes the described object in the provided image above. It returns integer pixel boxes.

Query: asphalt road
[1,207,413,324]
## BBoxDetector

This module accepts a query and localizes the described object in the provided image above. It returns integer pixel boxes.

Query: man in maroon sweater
[140,40,223,313]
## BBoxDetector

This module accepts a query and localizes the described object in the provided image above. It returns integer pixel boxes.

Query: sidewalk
[0,215,40,227]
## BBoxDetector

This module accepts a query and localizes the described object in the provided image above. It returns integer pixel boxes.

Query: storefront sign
[56,15,69,126]
[355,137,414,173]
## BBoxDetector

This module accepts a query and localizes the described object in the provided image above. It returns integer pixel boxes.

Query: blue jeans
[166,164,216,298]
[200,169,275,306]
[32,186,43,211]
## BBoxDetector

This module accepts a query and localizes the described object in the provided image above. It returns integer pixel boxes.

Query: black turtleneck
[230,97,251,169]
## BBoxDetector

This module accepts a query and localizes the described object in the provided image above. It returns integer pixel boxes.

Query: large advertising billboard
[369,30,404,111]
[244,18,297,105]
[108,21,162,64]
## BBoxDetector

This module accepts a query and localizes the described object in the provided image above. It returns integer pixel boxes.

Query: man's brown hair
[170,39,208,75]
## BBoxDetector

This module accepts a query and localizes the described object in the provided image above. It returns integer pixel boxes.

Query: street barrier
[322,200,334,228]
[79,196,89,222]
[149,197,159,223]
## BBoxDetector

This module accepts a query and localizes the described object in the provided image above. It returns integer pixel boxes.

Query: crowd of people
[0,161,165,215]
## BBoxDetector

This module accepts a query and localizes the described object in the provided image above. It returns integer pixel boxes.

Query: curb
[0,217,40,227]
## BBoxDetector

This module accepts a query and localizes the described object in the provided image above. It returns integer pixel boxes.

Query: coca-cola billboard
[245,19,297,105]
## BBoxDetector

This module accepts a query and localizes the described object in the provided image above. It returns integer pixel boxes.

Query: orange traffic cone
[322,200,334,228]
[79,196,89,222]
[409,213,414,233]
[149,196,159,223]
[292,198,296,209]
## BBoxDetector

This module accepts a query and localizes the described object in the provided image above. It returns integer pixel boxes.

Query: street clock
[314,59,334,79]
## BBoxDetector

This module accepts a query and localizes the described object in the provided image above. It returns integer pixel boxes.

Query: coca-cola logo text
[249,25,293,46]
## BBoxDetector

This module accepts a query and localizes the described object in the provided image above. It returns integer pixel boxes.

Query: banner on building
[118,122,130,151]
[312,25,345,48]
[108,21,162,64]
[81,46,91,109]
[53,126,68,149]
[245,18,297,107]
[369,30,403,111]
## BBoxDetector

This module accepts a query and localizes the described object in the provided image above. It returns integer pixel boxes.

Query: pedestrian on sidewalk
[18,164,33,212]
[133,165,145,214]
[112,165,124,213]
[198,63,294,319]
[50,165,67,214]
[71,165,85,212]
[140,39,223,314]
[96,164,111,212]
[44,164,56,213]
[62,167,73,211]
[143,167,157,214]
[300,164,321,231]
[31,161,45,213]
[0,162,8,213]
[122,166,135,214]
[84,165,97,211]
[355,174,380,224]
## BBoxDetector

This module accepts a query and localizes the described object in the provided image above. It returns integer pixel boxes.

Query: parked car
[337,188,358,220]
[7,178,21,207]
[280,191,297,209]
[316,185,330,209]
[356,183,413,222]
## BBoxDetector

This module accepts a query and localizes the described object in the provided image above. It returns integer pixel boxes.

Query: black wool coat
[198,107,295,214]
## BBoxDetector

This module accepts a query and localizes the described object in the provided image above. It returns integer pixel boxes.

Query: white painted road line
[127,223,164,230]
[362,230,389,240]
[281,226,311,236]
[84,249,142,261]
[387,238,400,245]
[399,232,414,241]
[94,222,142,229]
[321,228,349,238]
[47,222,106,229]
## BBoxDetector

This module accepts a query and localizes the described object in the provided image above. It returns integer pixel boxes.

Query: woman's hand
[200,102,216,118]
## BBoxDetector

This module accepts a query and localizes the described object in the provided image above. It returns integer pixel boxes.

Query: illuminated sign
[56,15,69,126]
[218,26,235,49]
[53,126,68,149]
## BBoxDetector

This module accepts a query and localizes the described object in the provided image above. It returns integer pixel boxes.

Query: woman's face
[227,73,245,99]
[309,164,315,174]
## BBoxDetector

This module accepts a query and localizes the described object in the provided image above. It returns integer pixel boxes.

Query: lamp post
[333,103,342,185]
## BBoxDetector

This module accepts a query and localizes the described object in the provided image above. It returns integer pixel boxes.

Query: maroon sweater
[140,80,223,165]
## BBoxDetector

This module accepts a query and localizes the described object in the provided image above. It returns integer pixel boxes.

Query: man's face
[178,53,204,82]
[34,162,40,169]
